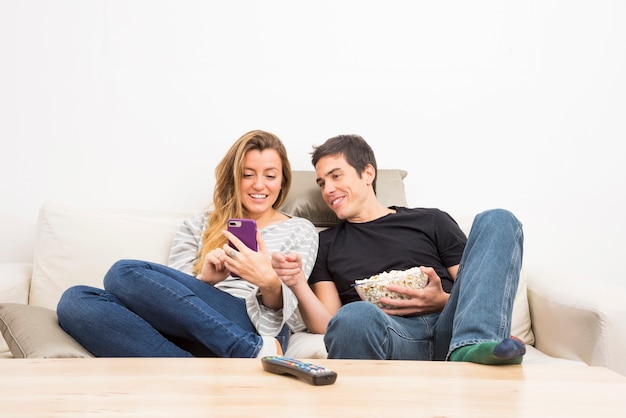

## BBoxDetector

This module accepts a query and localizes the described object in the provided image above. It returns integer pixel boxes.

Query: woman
[57,130,318,358]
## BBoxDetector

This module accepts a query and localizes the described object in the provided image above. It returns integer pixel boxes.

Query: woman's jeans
[57,260,289,357]
[324,208,524,360]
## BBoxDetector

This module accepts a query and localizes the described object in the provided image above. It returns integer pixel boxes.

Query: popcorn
[354,267,428,309]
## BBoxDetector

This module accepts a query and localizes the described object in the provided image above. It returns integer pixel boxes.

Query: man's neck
[347,200,395,223]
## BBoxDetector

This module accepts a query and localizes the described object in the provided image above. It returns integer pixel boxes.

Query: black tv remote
[261,356,338,386]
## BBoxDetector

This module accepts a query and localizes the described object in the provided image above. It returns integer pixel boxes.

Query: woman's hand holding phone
[196,218,259,284]
[226,219,258,277]
[222,229,273,283]
[222,225,283,310]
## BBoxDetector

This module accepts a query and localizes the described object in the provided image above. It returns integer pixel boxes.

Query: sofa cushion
[0,303,93,358]
[284,332,328,359]
[511,271,534,345]
[0,262,32,305]
[30,202,194,310]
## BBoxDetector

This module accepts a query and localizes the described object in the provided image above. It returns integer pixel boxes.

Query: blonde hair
[193,130,292,275]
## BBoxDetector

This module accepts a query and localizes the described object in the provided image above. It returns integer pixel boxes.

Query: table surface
[1,357,625,417]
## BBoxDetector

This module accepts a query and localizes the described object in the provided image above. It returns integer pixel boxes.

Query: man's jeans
[57,260,289,357]
[324,208,523,360]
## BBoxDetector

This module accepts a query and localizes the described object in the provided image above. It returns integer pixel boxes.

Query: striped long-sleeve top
[168,210,318,335]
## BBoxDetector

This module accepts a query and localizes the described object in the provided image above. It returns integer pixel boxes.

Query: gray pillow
[0,303,93,358]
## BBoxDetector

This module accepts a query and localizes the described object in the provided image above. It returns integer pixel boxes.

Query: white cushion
[285,332,327,359]
[511,270,534,345]
[0,262,32,305]
[29,201,194,310]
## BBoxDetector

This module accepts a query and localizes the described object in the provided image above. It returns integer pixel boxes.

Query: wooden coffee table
[1,358,624,417]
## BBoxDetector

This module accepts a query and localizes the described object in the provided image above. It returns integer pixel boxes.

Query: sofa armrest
[527,272,626,376]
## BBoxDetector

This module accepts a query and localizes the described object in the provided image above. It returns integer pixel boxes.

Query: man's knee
[325,302,384,341]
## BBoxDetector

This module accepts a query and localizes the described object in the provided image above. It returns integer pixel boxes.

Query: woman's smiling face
[240,149,283,219]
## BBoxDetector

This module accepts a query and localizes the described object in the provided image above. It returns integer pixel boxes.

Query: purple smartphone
[227,219,257,278]
[227,218,258,252]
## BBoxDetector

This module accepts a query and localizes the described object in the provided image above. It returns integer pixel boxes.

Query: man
[273,134,525,364]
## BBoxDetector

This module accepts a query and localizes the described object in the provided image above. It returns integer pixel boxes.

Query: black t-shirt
[309,207,467,305]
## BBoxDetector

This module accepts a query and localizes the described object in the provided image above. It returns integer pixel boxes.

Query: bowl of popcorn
[354,267,428,309]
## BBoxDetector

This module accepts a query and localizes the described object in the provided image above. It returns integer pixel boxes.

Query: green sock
[450,337,525,365]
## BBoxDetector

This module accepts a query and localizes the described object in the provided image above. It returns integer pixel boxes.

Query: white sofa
[1,170,625,376]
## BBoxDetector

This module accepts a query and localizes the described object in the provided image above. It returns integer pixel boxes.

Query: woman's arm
[272,252,341,334]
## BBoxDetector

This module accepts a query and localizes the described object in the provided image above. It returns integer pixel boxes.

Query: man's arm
[447,264,459,282]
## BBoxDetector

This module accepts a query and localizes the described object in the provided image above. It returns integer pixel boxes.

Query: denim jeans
[57,260,289,357]
[324,208,523,360]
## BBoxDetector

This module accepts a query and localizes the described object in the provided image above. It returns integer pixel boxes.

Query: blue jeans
[57,260,289,357]
[324,208,523,360]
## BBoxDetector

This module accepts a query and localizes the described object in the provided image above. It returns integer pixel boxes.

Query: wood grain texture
[1,358,624,417]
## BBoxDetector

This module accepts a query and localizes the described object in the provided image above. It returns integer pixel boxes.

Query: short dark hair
[311,134,378,193]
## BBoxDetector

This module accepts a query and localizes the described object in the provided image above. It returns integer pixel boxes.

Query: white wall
[1,1,624,286]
